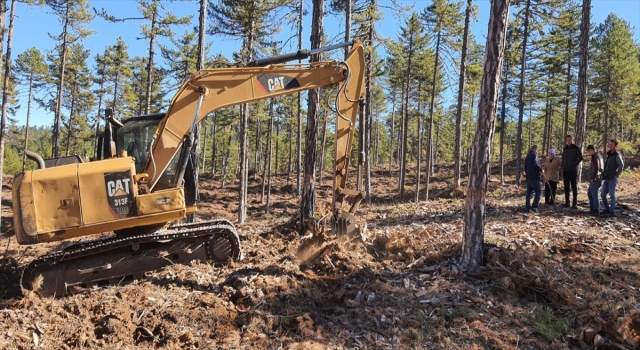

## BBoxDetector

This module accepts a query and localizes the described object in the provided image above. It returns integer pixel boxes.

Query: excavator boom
[143,40,365,200]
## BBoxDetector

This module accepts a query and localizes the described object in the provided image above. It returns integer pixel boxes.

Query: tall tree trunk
[266,108,274,212]
[425,31,441,201]
[563,35,573,143]
[262,101,274,204]
[399,42,414,199]
[453,0,472,189]
[364,0,374,204]
[388,90,396,174]
[318,112,328,186]
[211,122,217,175]
[0,0,15,183]
[201,126,207,172]
[574,0,590,180]
[344,0,352,58]
[22,72,34,172]
[300,0,324,231]
[514,0,530,186]
[296,0,303,195]
[93,83,104,159]
[221,129,232,188]
[254,113,261,177]
[461,0,510,272]
[374,103,379,166]
[287,118,292,178]
[416,82,422,203]
[145,1,157,115]
[275,120,280,175]
[185,0,207,223]
[239,19,253,224]
[65,92,76,156]
[499,59,508,185]
[52,2,71,159]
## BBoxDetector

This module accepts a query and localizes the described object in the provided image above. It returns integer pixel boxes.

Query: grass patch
[533,307,568,341]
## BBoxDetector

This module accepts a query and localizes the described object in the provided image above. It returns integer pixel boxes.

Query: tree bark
[461,0,510,272]
[416,82,422,203]
[300,0,323,231]
[296,0,303,195]
[262,100,274,204]
[22,72,34,172]
[318,111,327,186]
[144,1,157,115]
[425,31,441,201]
[388,90,396,174]
[453,0,472,189]
[574,0,590,176]
[211,122,217,175]
[364,0,374,205]
[52,2,71,159]
[266,112,274,213]
[563,36,573,145]
[514,0,530,186]
[399,41,414,199]
[499,58,508,185]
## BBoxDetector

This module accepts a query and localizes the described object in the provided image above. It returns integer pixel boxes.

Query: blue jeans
[526,179,542,212]
[601,178,619,213]
[587,180,601,211]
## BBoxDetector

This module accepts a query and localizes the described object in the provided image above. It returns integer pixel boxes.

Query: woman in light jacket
[543,148,562,205]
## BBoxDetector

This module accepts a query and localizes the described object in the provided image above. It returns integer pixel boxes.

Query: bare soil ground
[1,159,640,349]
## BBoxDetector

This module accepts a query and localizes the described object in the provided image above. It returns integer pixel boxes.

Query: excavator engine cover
[12,157,186,244]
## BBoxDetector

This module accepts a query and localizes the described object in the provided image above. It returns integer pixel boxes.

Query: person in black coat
[524,145,543,213]
[601,139,624,216]
[562,135,583,209]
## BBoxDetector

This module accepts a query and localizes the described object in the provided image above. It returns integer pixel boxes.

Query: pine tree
[15,47,47,170]
[574,0,590,154]
[461,0,510,272]
[209,0,289,223]
[47,0,94,158]
[300,0,325,230]
[394,13,426,199]
[97,0,190,115]
[102,39,132,117]
[421,0,463,199]
[0,0,15,181]
[590,15,640,149]
[453,0,476,189]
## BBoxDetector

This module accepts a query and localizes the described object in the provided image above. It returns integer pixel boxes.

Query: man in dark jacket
[524,145,542,213]
[601,139,624,216]
[586,145,603,215]
[562,135,583,209]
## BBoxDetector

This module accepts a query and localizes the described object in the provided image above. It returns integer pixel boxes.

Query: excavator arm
[142,39,366,226]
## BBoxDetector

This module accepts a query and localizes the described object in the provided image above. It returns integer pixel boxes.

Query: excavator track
[21,220,243,297]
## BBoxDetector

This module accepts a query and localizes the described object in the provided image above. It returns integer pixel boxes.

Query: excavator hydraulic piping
[246,40,354,67]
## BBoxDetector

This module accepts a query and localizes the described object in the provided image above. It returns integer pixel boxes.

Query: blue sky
[10,0,640,127]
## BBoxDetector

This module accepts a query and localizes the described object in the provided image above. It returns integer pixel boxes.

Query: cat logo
[104,171,136,218]
[107,178,131,197]
[256,74,301,93]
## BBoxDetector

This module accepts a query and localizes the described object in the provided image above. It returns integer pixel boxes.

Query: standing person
[562,135,583,209]
[586,145,603,215]
[542,148,562,205]
[601,139,624,216]
[524,145,543,213]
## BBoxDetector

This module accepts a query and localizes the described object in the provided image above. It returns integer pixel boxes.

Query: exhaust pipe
[25,150,45,169]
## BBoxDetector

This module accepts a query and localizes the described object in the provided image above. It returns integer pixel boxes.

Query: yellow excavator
[12,39,366,297]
